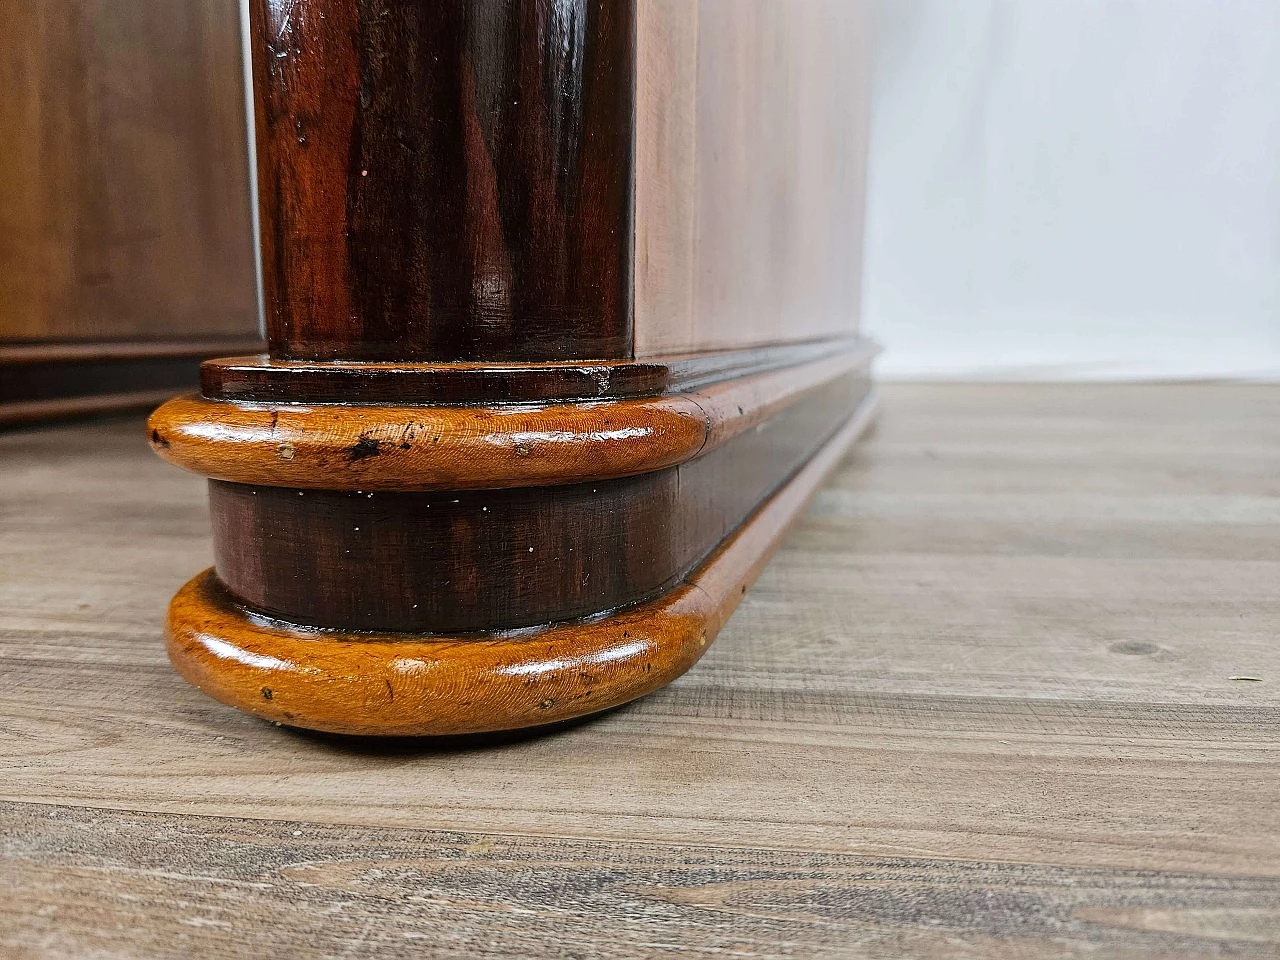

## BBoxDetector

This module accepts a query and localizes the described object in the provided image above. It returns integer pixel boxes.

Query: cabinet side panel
[0,0,258,342]
[634,0,871,357]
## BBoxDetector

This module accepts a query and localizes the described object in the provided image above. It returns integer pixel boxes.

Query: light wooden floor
[2,384,1279,959]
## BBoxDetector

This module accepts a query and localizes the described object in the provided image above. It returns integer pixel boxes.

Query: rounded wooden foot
[164,399,875,736]
[166,569,712,737]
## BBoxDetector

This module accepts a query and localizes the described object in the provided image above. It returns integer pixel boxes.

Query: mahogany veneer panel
[634,0,872,356]
[0,0,257,342]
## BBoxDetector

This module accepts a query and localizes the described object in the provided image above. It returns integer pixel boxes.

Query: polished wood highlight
[0,0,257,343]
[634,0,872,355]
[171,403,873,735]
[249,0,635,362]
[5,385,1280,957]
[150,346,871,491]
[208,378,868,632]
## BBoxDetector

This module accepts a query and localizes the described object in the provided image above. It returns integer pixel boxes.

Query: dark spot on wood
[349,435,381,461]
[150,429,169,449]
[538,699,556,710]
[261,687,273,700]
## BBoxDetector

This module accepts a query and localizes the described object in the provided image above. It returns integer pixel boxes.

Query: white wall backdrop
[864,0,1280,379]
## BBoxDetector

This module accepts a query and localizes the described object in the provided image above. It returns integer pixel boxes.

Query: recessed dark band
[211,373,870,633]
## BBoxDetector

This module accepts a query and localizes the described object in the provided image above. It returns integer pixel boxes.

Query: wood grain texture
[7,803,1280,960]
[208,376,869,633]
[149,347,872,491]
[170,404,872,735]
[0,0,257,342]
[4,384,1280,957]
[250,0,635,362]
[634,0,872,356]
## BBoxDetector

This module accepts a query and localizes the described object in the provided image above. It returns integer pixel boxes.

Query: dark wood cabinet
[0,0,261,424]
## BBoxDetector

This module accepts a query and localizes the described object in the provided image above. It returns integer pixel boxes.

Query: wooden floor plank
[2,385,1279,957]
[4,801,1279,960]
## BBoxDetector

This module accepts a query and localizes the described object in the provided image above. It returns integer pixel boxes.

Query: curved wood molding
[151,392,705,492]
[166,398,876,736]
[148,347,867,492]
[144,1,876,738]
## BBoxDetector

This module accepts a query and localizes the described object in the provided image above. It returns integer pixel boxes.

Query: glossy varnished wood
[149,347,872,491]
[4,385,1280,957]
[250,0,635,361]
[208,377,869,632]
[171,406,874,734]
[201,337,875,404]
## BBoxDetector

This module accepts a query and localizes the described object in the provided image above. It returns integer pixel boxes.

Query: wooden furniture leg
[149,0,876,735]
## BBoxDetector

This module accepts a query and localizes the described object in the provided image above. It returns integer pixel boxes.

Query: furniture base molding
[165,395,876,736]
[151,338,877,734]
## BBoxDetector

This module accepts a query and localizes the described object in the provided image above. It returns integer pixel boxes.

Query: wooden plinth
[163,392,876,736]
